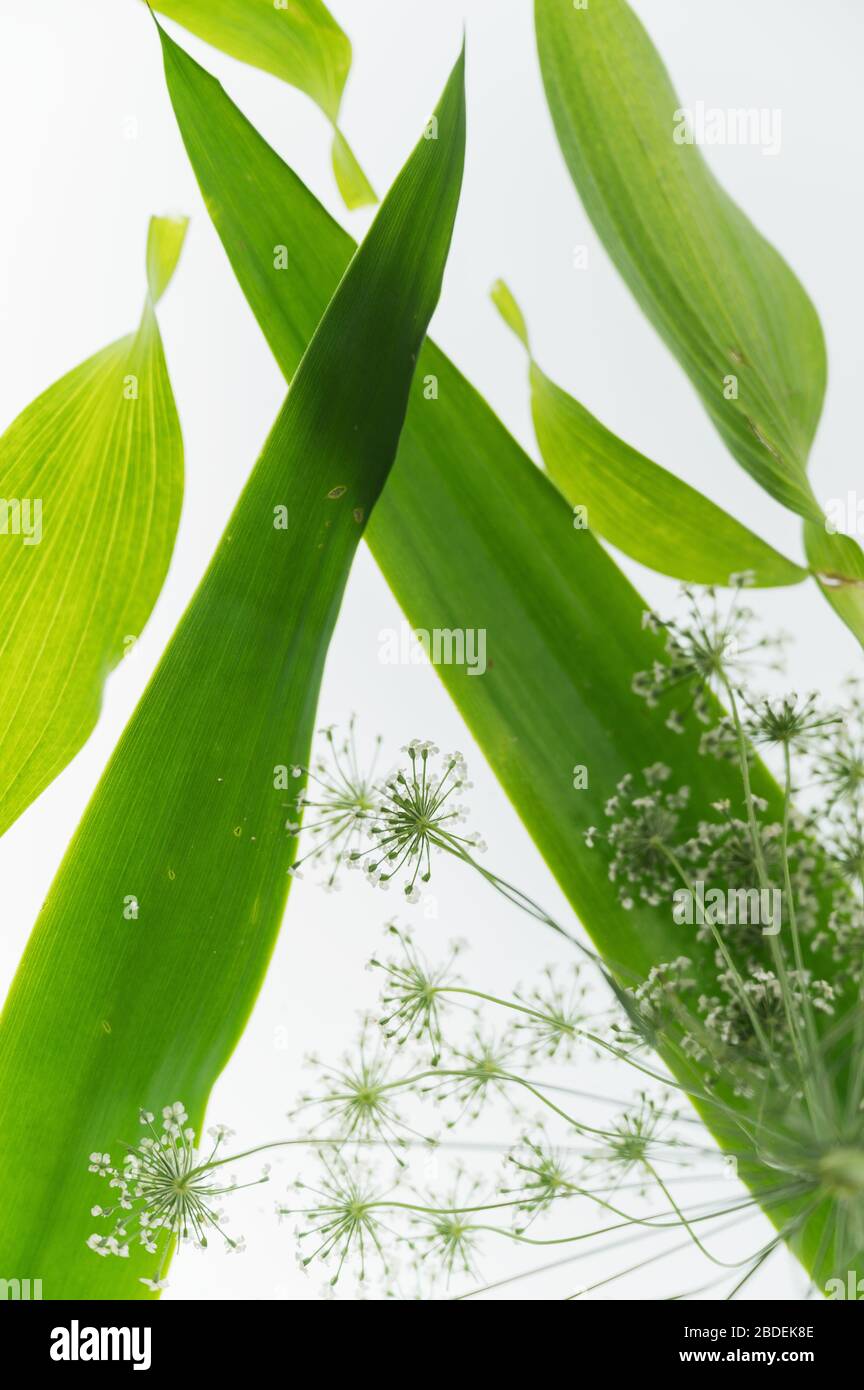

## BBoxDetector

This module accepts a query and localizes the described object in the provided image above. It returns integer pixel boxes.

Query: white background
[0,0,861,1299]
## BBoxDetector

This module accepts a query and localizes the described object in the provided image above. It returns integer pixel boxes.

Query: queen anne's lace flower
[407,1166,487,1285]
[633,584,785,729]
[428,1028,524,1124]
[290,1018,435,1159]
[280,1153,397,1286]
[512,965,589,1063]
[742,691,839,752]
[810,679,864,811]
[502,1133,578,1222]
[589,1093,680,1183]
[362,741,481,900]
[369,922,464,1065]
[586,765,689,910]
[86,1104,262,1287]
[287,719,382,890]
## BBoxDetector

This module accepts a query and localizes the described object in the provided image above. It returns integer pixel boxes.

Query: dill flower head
[502,1132,577,1222]
[512,964,589,1063]
[695,805,782,880]
[428,1026,523,1125]
[290,1018,434,1160]
[287,719,382,890]
[633,585,785,729]
[826,816,864,889]
[702,965,836,1051]
[742,691,839,752]
[629,957,697,1031]
[811,891,864,979]
[281,1152,397,1286]
[592,1092,679,1181]
[86,1104,257,1286]
[585,764,689,909]
[369,921,464,1065]
[698,713,744,762]
[362,740,481,901]
[408,1165,486,1285]
[810,678,864,811]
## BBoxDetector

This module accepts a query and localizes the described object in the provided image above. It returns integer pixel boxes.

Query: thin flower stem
[780,742,827,1074]
[657,841,781,1080]
[724,681,825,1128]
[433,985,794,1147]
[845,818,864,1121]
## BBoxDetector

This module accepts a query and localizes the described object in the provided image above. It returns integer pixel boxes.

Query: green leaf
[330,126,377,212]
[157,33,843,1280]
[534,0,826,523]
[804,524,864,646]
[490,279,807,588]
[0,49,465,1298]
[0,215,186,839]
[535,0,864,643]
[150,0,376,207]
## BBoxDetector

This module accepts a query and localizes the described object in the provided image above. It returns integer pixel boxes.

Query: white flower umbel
[280,1152,399,1286]
[291,724,588,955]
[407,1165,488,1286]
[86,1104,263,1287]
[288,719,383,890]
[362,740,478,900]
[634,583,785,729]
[290,1017,436,1161]
[369,921,465,1065]
[502,1132,580,1223]
[512,965,591,1063]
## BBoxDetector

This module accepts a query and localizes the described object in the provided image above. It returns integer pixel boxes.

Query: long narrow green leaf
[491,279,807,588]
[0,216,186,839]
[150,0,375,208]
[0,51,465,1298]
[534,0,864,645]
[534,0,825,522]
[157,34,842,1280]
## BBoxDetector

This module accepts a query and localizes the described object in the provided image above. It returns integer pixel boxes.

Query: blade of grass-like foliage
[150,0,375,208]
[0,216,186,839]
[534,0,864,642]
[534,0,825,522]
[491,278,807,588]
[0,53,465,1298]
[158,33,844,1281]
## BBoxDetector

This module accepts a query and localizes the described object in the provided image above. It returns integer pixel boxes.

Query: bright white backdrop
[0,0,861,1299]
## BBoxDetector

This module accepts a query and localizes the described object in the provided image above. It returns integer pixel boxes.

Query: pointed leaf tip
[146,215,189,303]
[491,279,530,353]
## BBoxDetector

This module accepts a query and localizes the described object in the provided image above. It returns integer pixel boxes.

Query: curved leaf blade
[151,0,376,208]
[534,0,826,522]
[0,216,186,839]
[0,49,465,1298]
[491,279,807,587]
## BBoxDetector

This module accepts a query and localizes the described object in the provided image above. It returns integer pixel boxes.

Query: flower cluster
[633,583,784,729]
[87,1104,259,1289]
[585,763,690,909]
[369,922,464,1065]
[289,731,486,904]
[363,741,481,900]
[83,585,864,1300]
[290,1016,436,1160]
[287,719,381,890]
